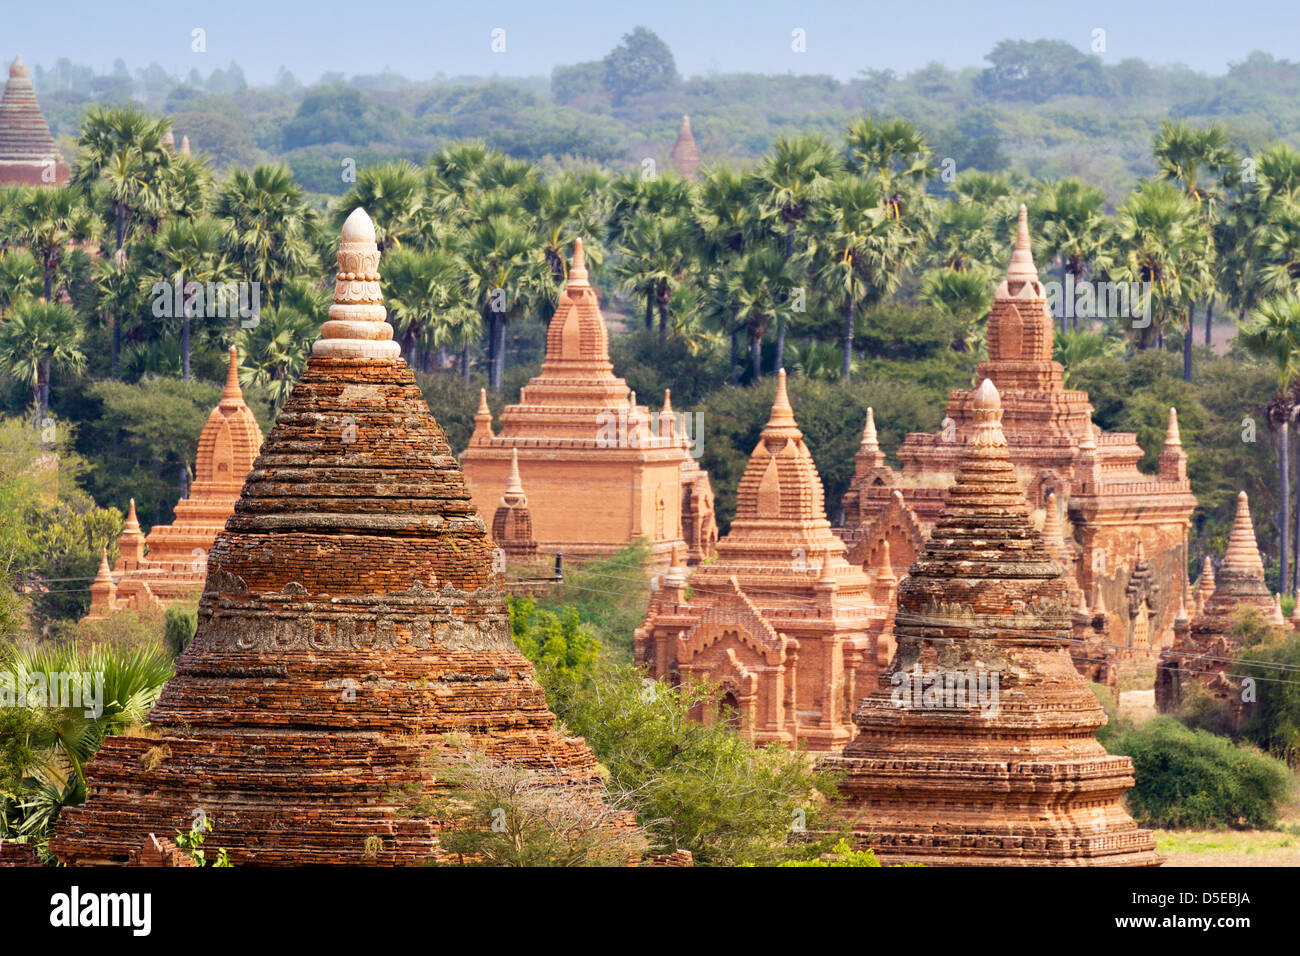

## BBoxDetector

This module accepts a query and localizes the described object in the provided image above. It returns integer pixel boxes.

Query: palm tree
[1032,178,1113,334]
[729,245,797,382]
[1153,121,1236,378]
[460,214,544,391]
[920,266,994,353]
[813,174,911,378]
[613,211,696,343]
[74,107,173,375]
[214,164,316,301]
[0,299,86,426]
[0,249,41,313]
[235,302,319,414]
[844,117,935,222]
[0,640,172,847]
[336,160,425,253]
[11,187,97,300]
[156,217,231,381]
[1110,180,1211,360]
[1053,329,1123,388]
[756,135,842,370]
[1241,294,1300,596]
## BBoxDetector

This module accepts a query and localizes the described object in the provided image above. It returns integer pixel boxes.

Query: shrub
[1103,716,1293,829]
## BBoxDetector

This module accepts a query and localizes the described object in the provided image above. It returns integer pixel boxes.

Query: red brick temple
[821,379,1161,866]
[635,371,895,751]
[840,205,1196,690]
[461,240,717,571]
[669,115,701,180]
[53,210,620,865]
[85,349,264,621]
[1157,490,1284,714]
[0,56,69,186]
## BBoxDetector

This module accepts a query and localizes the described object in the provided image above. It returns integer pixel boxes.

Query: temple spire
[221,346,243,405]
[1164,407,1181,448]
[568,237,589,287]
[470,388,494,443]
[1223,491,1265,576]
[1006,204,1038,283]
[502,448,525,504]
[312,208,400,359]
[861,407,879,451]
[763,369,801,437]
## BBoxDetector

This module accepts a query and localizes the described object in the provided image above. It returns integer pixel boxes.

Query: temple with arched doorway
[635,371,896,751]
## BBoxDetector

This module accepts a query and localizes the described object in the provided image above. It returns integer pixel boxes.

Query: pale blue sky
[8,0,1297,84]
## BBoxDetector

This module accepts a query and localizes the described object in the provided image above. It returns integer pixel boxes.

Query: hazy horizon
[12,0,1300,86]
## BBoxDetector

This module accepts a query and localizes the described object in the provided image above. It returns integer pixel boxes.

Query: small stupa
[1158,491,1286,714]
[669,114,701,179]
[821,379,1161,866]
[491,449,538,558]
[84,348,264,621]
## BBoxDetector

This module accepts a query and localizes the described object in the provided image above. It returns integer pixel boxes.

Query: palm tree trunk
[749,327,761,382]
[182,308,191,382]
[841,297,854,382]
[1183,308,1193,381]
[644,294,653,331]
[774,316,786,373]
[491,317,506,391]
[460,344,471,380]
[1205,295,1215,348]
[40,356,50,416]
[729,327,740,386]
[111,316,121,379]
[1282,421,1291,597]
[1293,432,1300,596]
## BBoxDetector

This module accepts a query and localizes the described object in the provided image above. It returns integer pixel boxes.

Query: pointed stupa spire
[179,135,191,156]
[1092,583,1108,617]
[124,498,141,535]
[568,237,589,287]
[312,208,400,359]
[763,369,801,438]
[874,539,898,590]
[0,54,68,184]
[861,407,879,451]
[1006,204,1038,283]
[1223,491,1266,576]
[470,388,494,443]
[1164,407,1181,448]
[1290,593,1300,627]
[501,448,526,505]
[94,546,112,582]
[221,346,243,404]
[670,114,701,179]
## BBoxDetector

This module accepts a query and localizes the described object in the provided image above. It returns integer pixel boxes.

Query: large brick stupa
[53,210,616,865]
[821,379,1161,866]
[0,56,69,186]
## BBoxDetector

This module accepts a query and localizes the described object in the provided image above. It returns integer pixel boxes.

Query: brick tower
[0,56,69,186]
[822,379,1161,866]
[54,210,617,865]
[636,371,894,751]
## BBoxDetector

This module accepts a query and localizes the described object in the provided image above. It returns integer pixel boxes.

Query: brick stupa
[669,115,701,180]
[461,239,717,570]
[84,348,264,621]
[0,56,69,186]
[822,379,1161,866]
[636,371,895,751]
[54,210,616,865]
[491,448,538,558]
[840,206,1196,689]
[1157,490,1285,713]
